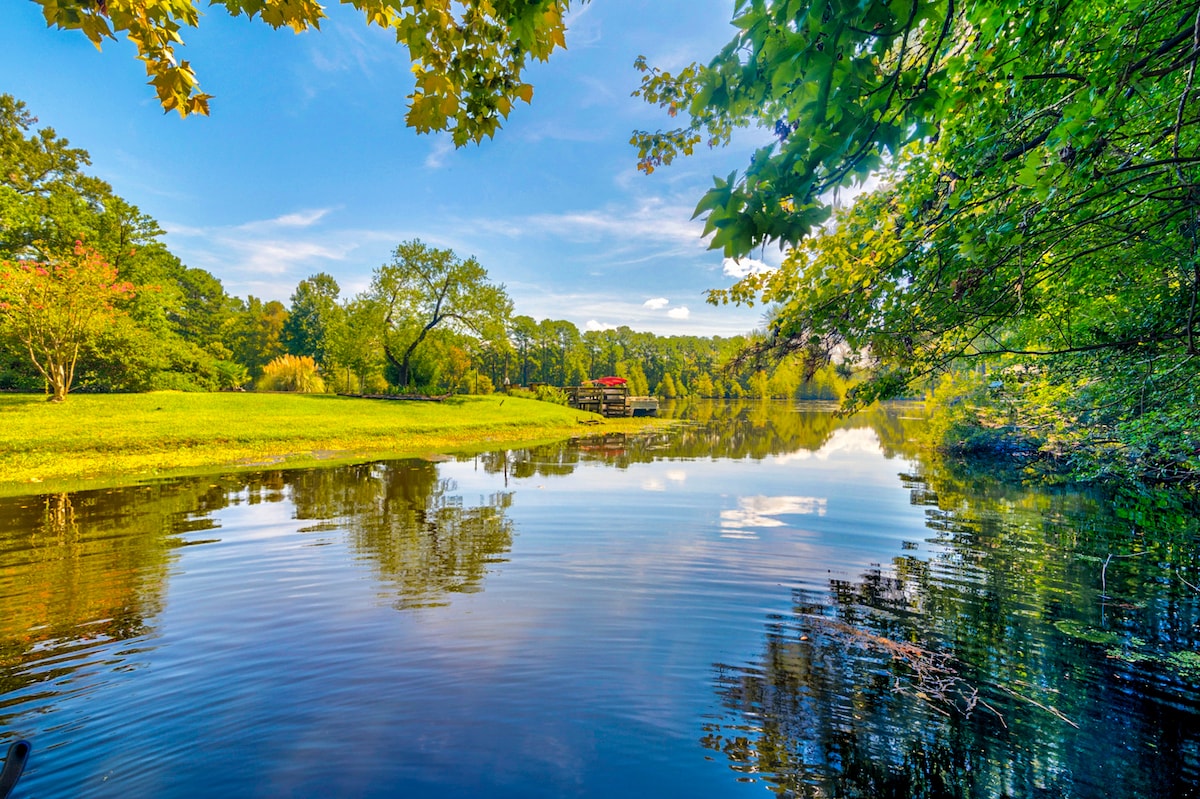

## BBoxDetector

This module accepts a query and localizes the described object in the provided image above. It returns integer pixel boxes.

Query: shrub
[534,384,568,405]
[213,360,250,390]
[258,354,326,393]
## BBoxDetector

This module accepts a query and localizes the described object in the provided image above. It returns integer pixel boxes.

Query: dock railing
[565,385,630,417]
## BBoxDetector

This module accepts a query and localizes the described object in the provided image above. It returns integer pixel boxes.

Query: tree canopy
[0,93,246,394]
[36,0,573,144]
[0,242,135,401]
[635,0,1200,479]
[369,239,513,389]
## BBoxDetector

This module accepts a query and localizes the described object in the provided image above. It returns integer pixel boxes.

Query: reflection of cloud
[643,297,669,310]
[773,427,883,464]
[641,478,665,492]
[666,306,690,319]
[720,495,827,531]
[665,469,686,483]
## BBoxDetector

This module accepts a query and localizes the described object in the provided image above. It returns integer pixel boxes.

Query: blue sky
[3,1,781,336]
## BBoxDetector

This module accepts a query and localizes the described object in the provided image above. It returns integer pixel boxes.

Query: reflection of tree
[0,458,518,720]
[289,462,514,609]
[477,400,926,479]
[703,456,1200,798]
[0,481,230,714]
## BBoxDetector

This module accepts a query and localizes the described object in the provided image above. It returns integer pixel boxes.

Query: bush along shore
[925,375,1200,492]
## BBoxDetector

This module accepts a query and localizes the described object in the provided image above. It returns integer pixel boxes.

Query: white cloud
[305,21,389,77]
[722,257,774,279]
[585,319,616,331]
[237,240,351,275]
[477,197,708,256]
[643,297,669,310]
[666,306,690,319]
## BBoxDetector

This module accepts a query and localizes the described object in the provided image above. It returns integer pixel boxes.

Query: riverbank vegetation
[0,92,851,407]
[13,0,1200,491]
[635,0,1200,489]
[0,392,650,493]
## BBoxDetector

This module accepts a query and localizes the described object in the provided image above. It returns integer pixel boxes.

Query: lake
[1,400,1198,798]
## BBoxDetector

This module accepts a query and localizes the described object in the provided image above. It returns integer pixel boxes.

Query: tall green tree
[369,239,512,390]
[0,94,110,259]
[283,272,344,367]
[1,93,240,392]
[225,296,288,378]
[509,315,538,387]
[327,295,385,394]
[35,0,573,144]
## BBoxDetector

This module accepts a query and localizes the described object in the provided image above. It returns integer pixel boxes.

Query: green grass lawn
[0,391,647,494]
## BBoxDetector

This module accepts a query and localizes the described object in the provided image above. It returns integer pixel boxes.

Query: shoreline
[0,392,663,497]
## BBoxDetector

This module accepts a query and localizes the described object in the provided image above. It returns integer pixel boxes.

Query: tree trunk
[49,361,68,402]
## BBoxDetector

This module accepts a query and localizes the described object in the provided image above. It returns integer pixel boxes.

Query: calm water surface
[1,400,1198,797]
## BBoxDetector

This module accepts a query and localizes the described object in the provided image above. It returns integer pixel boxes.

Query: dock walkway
[564,386,658,417]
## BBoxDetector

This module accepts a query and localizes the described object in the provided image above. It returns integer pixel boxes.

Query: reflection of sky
[720,495,827,536]
[770,426,886,463]
[6,418,933,798]
[422,428,930,791]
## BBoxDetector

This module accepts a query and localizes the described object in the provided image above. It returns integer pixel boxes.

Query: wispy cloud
[163,209,359,292]
[425,137,454,169]
[563,2,602,47]
[237,209,332,231]
[643,297,669,310]
[473,197,710,261]
[305,21,389,77]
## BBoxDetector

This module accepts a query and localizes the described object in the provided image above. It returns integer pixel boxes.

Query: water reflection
[0,401,1198,798]
[289,462,514,608]
[0,464,516,739]
[476,400,924,480]
[0,482,226,725]
[702,455,1200,799]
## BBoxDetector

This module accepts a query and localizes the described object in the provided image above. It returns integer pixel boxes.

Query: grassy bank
[0,392,655,495]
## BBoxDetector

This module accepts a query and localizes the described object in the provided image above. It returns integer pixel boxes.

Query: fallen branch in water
[998,685,1079,729]
[801,614,1005,726]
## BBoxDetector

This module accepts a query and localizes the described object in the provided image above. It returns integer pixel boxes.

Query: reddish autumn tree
[0,242,134,401]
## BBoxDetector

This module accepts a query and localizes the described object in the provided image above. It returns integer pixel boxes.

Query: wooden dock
[565,386,658,417]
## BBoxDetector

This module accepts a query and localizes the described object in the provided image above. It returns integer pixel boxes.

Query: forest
[0,93,844,405]
[10,0,1200,488]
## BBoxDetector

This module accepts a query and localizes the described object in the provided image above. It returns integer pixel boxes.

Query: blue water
[1,402,1197,797]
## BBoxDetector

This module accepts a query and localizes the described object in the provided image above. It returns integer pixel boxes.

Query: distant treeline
[0,94,855,402]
